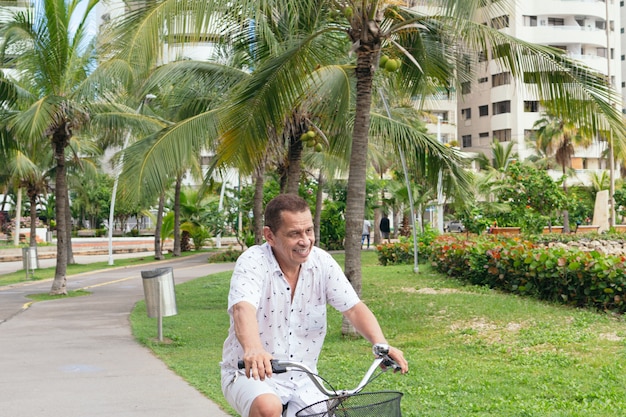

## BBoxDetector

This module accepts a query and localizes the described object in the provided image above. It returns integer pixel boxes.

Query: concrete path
[0,252,234,417]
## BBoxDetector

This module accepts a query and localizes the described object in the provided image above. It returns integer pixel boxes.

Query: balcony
[519,25,607,48]
[0,1,32,7]
[525,0,606,19]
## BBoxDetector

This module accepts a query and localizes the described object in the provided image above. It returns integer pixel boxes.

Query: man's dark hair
[265,194,310,232]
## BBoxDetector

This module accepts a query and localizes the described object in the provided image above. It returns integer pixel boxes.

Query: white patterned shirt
[221,243,360,372]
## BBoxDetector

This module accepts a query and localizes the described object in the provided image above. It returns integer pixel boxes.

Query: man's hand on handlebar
[373,343,408,374]
[241,349,274,381]
[387,345,408,374]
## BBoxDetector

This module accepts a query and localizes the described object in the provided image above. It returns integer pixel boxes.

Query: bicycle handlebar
[237,343,399,396]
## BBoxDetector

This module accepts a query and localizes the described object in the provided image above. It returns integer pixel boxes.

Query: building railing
[0,1,32,7]
[0,0,33,7]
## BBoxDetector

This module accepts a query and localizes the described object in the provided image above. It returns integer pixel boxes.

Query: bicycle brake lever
[382,358,401,371]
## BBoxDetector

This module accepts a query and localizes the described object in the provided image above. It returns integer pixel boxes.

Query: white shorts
[221,369,327,417]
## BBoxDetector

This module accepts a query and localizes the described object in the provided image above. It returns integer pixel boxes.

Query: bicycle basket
[295,391,402,417]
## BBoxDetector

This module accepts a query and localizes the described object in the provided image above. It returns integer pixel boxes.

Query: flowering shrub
[429,235,626,314]
[3,216,43,235]
[376,240,413,266]
[376,227,438,266]
[207,249,242,263]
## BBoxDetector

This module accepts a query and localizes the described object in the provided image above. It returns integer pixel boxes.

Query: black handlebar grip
[382,358,401,371]
[237,359,288,374]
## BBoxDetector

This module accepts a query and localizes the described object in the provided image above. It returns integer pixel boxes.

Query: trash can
[141,267,177,318]
[22,246,38,272]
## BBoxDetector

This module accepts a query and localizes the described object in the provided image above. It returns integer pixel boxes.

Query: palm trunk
[562,164,570,233]
[286,131,304,195]
[13,187,22,246]
[28,188,38,248]
[314,171,324,247]
[50,131,69,295]
[342,41,378,336]
[173,175,182,256]
[65,186,75,264]
[154,192,165,260]
[253,165,265,245]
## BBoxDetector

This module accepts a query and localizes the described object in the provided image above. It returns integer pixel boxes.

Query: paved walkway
[0,251,234,417]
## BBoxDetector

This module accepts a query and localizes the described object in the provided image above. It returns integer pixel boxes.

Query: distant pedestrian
[361,219,371,249]
[380,214,391,242]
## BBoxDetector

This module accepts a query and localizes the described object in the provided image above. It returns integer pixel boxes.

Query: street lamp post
[378,88,419,273]
[436,115,444,234]
[107,94,156,265]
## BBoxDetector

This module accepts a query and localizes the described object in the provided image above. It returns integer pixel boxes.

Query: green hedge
[428,235,626,314]
[375,227,438,266]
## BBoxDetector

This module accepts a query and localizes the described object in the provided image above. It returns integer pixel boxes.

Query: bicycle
[238,343,403,417]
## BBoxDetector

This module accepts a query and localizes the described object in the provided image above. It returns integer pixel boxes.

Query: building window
[461,108,472,120]
[524,129,537,139]
[492,72,511,87]
[479,132,489,138]
[432,111,448,122]
[479,105,489,116]
[525,15,537,27]
[462,135,472,148]
[524,101,539,112]
[478,76,488,84]
[548,17,565,26]
[493,100,511,115]
[493,129,511,142]
[491,15,510,30]
[461,81,471,94]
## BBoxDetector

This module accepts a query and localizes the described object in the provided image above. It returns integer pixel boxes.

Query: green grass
[130,251,626,417]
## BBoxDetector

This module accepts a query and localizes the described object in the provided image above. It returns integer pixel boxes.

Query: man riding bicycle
[220,194,408,417]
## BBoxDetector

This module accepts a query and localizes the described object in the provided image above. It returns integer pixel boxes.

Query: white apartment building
[410,2,459,149]
[457,0,622,185]
[0,0,30,76]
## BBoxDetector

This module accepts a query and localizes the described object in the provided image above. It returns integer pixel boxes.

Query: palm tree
[533,109,592,232]
[101,0,626,298]
[590,171,610,193]
[110,64,238,256]
[10,142,52,249]
[0,0,106,294]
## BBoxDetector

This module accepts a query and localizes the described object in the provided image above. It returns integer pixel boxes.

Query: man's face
[264,209,315,271]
